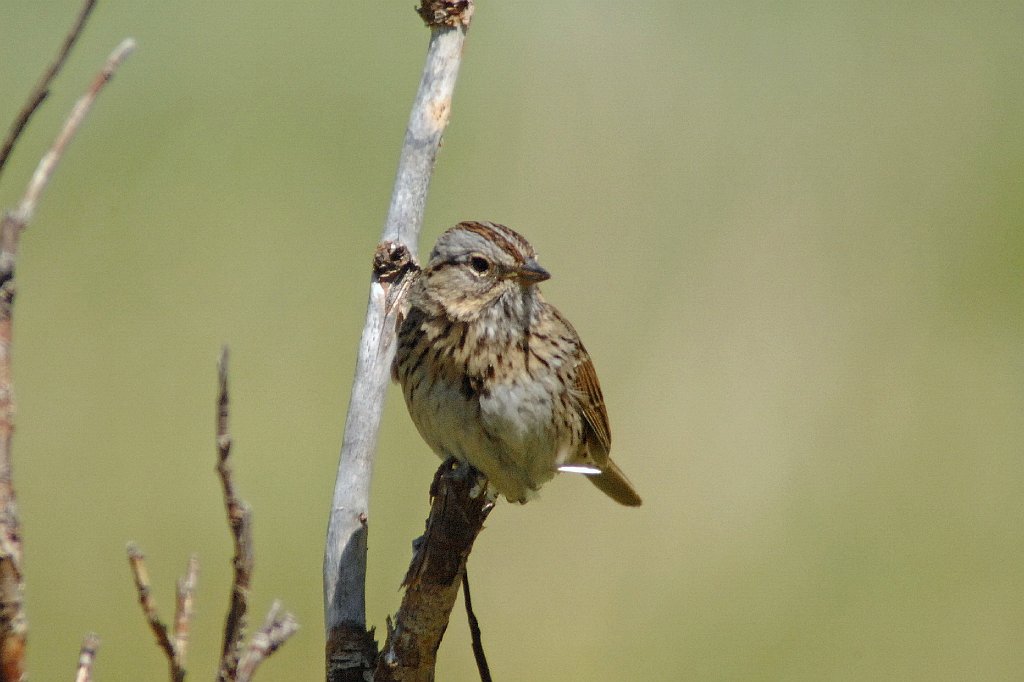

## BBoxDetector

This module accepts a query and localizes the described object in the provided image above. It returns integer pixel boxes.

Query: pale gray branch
[323,7,472,678]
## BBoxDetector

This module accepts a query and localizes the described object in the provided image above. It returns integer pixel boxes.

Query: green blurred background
[2,2,1022,680]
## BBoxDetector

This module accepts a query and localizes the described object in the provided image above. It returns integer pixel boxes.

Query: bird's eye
[469,256,490,274]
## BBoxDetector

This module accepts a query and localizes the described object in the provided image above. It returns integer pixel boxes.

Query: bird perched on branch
[393,221,641,506]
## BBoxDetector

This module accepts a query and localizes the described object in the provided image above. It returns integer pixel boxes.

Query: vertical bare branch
[323,3,473,678]
[0,0,97,179]
[0,36,135,682]
[216,347,255,682]
[72,633,100,682]
[380,0,475,248]
[127,351,295,681]
[374,461,493,682]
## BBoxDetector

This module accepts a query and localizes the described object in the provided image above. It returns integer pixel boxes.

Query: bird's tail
[588,459,642,506]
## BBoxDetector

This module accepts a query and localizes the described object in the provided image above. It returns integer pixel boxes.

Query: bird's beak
[515,258,550,285]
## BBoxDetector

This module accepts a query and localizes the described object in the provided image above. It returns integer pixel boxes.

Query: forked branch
[0,34,135,682]
[234,601,300,682]
[129,349,297,681]
[126,545,193,682]
[323,1,473,679]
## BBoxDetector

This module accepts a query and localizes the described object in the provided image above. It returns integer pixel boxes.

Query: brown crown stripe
[453,221,536,263]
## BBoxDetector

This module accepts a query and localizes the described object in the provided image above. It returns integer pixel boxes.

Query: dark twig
[0,0,97,179]
[127,349,296,681]
[462,570,491,682]
[215,348,297,679]
[126,544,187,682]
[324,2,473,679]
[0,36,135,682]
[216,347,255,682]
[234,601,300,682]
[73,632,100,682]
[374,461,494,682]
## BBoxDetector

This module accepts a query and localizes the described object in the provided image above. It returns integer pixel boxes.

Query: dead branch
[126,545,189,682]
[323,2,473,679]
[0,0,97,179]
[214,349,297,678]
[373,461,492,682]
[0,35,135,682]
[72,633,100,682]
[128,350,297,681]
[172,555,199,670]
[234,601,300,682]
[1,37,136,249]
[216,347,255,682]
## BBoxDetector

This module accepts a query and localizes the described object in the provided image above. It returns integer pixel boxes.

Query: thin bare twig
[126,544,185,682]
[127,351,295,681]
[2,37,136,253]
[73,632,100,682]
[216,346,255,682]
[172,554,199,669]
[323,2,473,678]
[0,35,135,682]
[0,0,97,179]
[462,570,491,682]
[235,601,300,682]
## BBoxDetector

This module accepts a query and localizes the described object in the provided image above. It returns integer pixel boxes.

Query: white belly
[409,372,565,503]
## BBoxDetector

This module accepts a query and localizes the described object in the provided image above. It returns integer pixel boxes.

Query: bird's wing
[573,350,611,464]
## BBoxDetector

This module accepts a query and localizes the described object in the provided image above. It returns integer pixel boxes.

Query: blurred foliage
[1,2,1022,680]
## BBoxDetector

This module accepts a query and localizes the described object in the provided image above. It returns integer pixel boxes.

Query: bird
[392,221,641,506]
